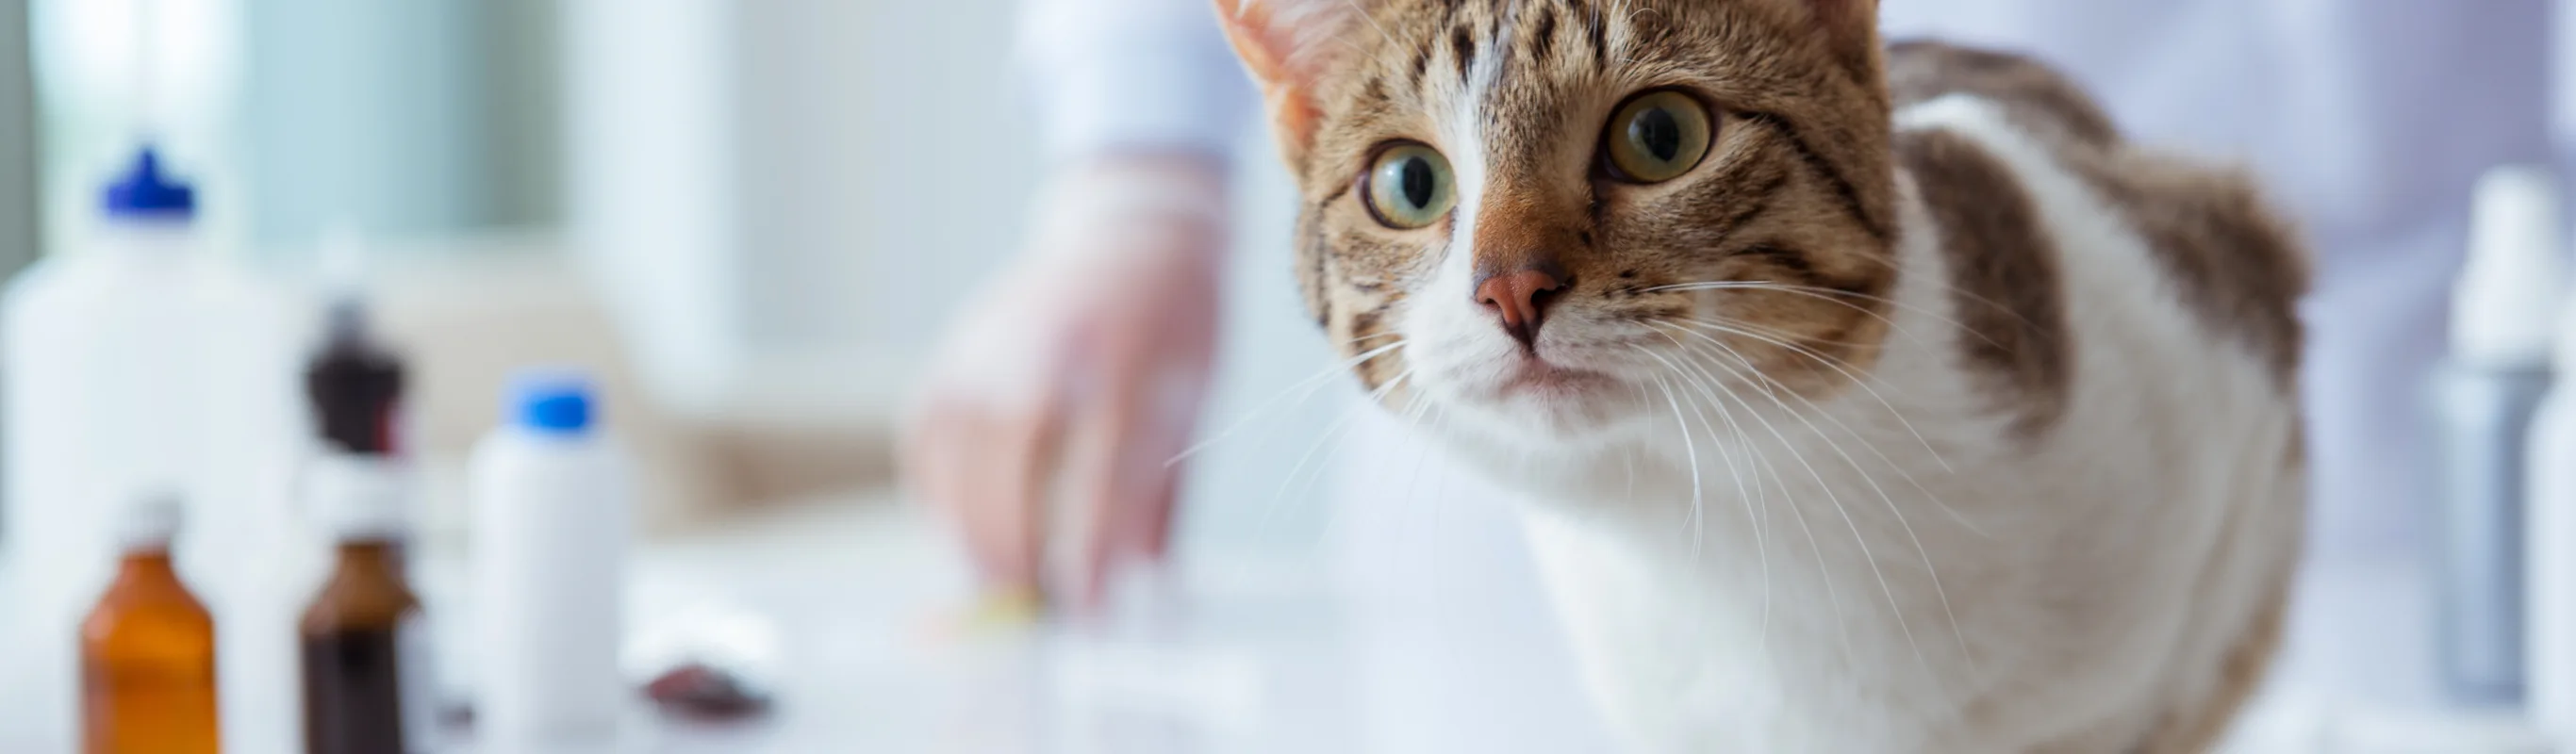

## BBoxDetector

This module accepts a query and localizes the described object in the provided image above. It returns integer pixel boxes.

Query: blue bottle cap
[101,145,196,220]
[507,369,595,435]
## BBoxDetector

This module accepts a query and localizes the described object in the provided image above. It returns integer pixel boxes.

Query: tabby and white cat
[1212,0,2307,750]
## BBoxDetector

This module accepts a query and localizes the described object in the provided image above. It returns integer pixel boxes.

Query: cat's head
[1219,0,1898,443]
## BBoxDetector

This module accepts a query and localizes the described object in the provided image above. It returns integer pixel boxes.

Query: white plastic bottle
[471,369,633,746]
[2526,254,2576,739]
[2436,166,2566,703]
[0,145,306,749]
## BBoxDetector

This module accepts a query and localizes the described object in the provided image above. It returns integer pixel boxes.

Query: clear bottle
[471,369,633,745]
[80,495,221,754]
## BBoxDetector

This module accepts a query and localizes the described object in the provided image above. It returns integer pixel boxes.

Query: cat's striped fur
[1216,1,2305,750]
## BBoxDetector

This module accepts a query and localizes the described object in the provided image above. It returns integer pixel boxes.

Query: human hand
[901,154,1227,611]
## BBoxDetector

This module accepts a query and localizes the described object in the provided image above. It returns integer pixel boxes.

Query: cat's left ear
[1802,0,1881,62]
[1212,0,1364,163]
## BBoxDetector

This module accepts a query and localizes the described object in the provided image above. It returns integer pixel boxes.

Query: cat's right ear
[1212,0,1362,163]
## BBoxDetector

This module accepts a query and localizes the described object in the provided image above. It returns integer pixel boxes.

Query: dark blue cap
[102,146,196,220]
[507,369,595,435]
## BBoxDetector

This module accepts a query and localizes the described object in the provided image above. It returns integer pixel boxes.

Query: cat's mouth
[1435,352,1642,435]
[1493,359,1615,399]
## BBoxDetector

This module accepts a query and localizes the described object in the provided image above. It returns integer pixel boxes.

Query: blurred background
[0,0,1379,751]
[0,0,2564,752]
[0,0,1349,534]
[0,0,1365,532]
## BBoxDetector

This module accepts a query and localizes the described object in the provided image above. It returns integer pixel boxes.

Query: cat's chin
[1426,362,1645,440]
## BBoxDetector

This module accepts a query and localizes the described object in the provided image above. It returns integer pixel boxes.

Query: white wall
[561,0,744,410]
[562,0,1049,403]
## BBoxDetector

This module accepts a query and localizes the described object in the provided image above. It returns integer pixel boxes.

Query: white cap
[2457,165,2570,368]
[305,453,412,541]
[114,493,184,550]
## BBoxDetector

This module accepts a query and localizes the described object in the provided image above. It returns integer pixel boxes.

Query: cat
[1210,0,2307,751]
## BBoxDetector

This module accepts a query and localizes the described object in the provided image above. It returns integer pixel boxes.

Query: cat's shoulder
[1884,40,2309,384]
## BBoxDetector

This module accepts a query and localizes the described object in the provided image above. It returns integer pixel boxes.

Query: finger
[1081,253,1222,606]
[1118,361,1203,566]
[1076,358,1209,609]
[1137,468,1181,561]
[1136,258,1220,566]
[905,401,982,533]
[993,405,1069,597]
[934,411,1022,588]
[1071,360,1156,610]
[935,403,1064,598]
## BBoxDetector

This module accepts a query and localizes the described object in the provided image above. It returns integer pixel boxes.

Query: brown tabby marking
[1896,129,2070,438]
[1890,41,2306,387]
[1888,41,2120,149]
[1895,43,2303,752]
[2070,149,2307,384]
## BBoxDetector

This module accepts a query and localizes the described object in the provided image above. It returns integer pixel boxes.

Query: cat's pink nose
[1475,267,1567,349]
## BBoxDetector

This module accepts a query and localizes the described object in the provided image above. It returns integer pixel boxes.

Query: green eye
[1604,90,1713,183]
[1363,143,1457,229]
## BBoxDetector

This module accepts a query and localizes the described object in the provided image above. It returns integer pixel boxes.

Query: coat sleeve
[1017,0,1255,165]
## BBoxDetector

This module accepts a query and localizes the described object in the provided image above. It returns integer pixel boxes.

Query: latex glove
[902,155,1227,611]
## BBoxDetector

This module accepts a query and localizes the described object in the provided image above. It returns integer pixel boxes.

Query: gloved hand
[901,154,1227,610]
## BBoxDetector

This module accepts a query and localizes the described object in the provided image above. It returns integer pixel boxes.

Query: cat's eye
[1362,142,1458,229]
[1603,90,1714,183]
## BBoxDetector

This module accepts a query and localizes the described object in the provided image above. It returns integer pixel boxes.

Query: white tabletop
[2,496,2558,753]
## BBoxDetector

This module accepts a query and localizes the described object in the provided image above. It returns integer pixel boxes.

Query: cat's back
[1879,41,2306,752]
[1883,40,2307,386]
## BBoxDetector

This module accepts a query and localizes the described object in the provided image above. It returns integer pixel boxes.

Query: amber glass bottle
[299,298,431,754]
[80,496,222,754]
[301,537,425,754]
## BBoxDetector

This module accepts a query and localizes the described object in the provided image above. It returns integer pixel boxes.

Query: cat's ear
[1802,0,1880,58]
[1212,0,1364,161]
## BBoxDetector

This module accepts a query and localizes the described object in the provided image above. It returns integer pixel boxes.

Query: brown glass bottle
[300,298,430,753]
[301,539,426,754]
[80,499,222,754]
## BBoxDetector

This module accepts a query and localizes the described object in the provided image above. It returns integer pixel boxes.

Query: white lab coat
[1018,0,2557,720]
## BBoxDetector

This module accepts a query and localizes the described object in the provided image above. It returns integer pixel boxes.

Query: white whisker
[1660,320,1987,536]
[1667,328,1967,681]
[1669,317,1957,476]
[1643,370,1707,557]
[1660,335,1935,682]
[1169,339,1406,467]
[1263,369,1412,533]
[1648,339,1854,669]
[1646,280,2010,354]
[1632,341,1772,664]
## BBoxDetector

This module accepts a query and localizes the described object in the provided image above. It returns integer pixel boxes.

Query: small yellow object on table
[919,588,1047,645]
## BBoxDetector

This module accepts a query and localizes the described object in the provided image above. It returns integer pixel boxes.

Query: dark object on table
[645,661,772,722]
